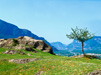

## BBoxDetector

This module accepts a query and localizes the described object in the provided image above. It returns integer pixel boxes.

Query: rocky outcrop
[0,36,53,54]
[0,39,13,48]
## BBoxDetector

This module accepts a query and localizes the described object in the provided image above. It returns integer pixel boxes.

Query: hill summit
[0,36,53,54]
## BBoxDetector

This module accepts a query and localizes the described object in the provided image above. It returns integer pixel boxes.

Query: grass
[0,48,101,75]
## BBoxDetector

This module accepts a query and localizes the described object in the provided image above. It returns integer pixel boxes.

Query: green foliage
[12,39,19,46]
[66,27,94,42]
[66,27,94,55]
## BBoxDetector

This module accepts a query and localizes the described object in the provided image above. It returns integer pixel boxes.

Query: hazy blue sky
[0,0,101,44]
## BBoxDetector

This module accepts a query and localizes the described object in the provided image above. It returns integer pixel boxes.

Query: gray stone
[2,50,18,54]
[2,50,25,55]
[27,53,32,56]
[14,45,26,50]
[18,51,25,55]
[86,70,101,75]
[9,58,39,64]
[34,71,45,75]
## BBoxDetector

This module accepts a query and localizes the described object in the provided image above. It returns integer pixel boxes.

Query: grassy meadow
[0,48,101,75]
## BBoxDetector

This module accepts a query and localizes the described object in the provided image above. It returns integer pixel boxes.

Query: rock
[2,50,25,55]
[9,58,39,64]
[18,51,25,55]
[34,71,45,75]
[0,36,53,54]
[17,36,38,46]
[86,70,101,75]
[16,36,53,54]
[0,39,13,47]
[2,50,18,54]
[14,45,26,50]
[27,53,32,56]
[25,47,38,53]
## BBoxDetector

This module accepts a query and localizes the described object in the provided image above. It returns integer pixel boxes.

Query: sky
[0,0,101,44]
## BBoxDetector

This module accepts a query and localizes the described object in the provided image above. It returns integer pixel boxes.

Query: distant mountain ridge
[67,36,101,54]
[51,36,101,54]
[51,42,67,50]
[0,19,57,50]
[0,19,40,39]
[52,36,101,57]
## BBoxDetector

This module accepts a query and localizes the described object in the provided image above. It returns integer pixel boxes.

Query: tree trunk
[82,42,85,56]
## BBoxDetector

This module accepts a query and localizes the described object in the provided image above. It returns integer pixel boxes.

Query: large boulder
[0,39,13,48]
[0,36,53,54]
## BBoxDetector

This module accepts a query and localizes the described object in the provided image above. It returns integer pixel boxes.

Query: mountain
[0,19,57,50]
[51,42,67,50]
[67,36,101,54]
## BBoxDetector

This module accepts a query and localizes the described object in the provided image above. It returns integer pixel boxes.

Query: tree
[66,27,94,56]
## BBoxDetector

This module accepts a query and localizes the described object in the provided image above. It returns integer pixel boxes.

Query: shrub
[13,39,19,46]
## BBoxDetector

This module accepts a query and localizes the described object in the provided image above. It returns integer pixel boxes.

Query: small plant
[13,39,19,46]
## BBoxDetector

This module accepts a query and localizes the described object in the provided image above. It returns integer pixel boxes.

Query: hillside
[0,48,101,75]
[51,42,67,50]
[0,19,57,50]
[0,27,100,75]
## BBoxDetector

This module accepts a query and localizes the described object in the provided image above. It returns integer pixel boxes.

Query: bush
[13,39,19,46]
